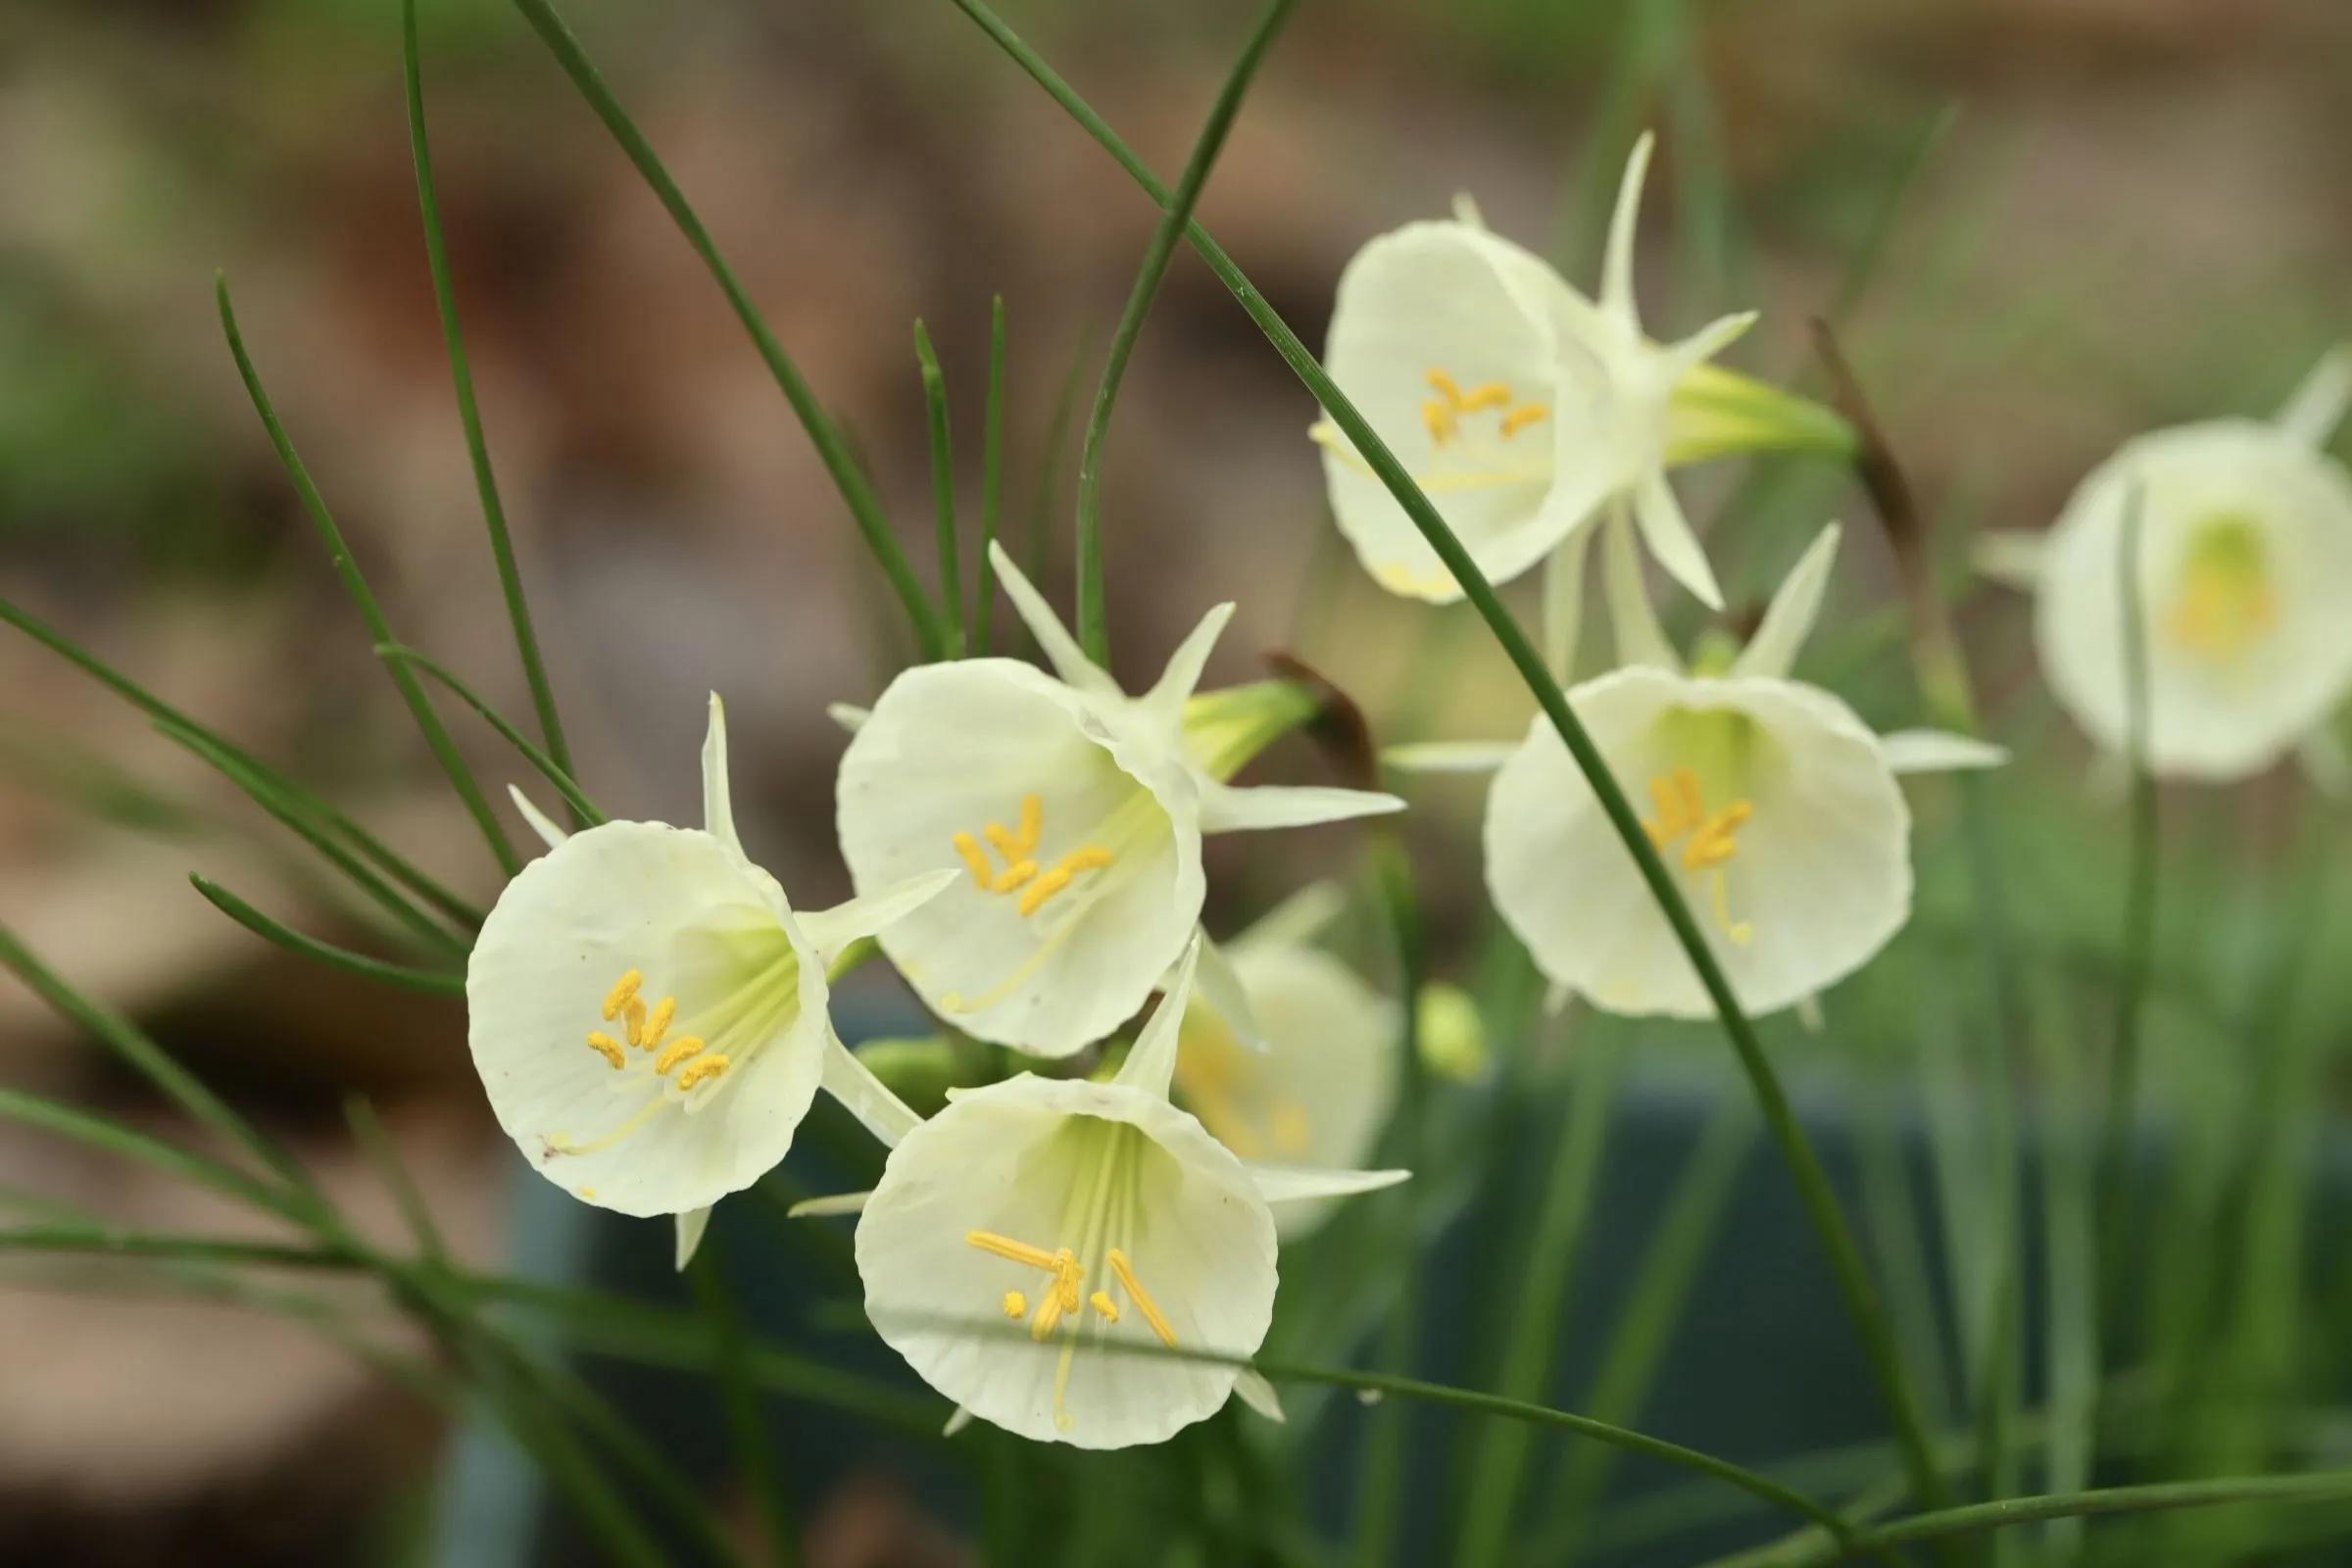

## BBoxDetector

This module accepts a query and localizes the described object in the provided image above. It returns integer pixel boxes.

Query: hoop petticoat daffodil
[825,938,1407,1448]
[1978,346,2352,782]
[1393,520,2005,1019]
[467,694,954,1268]
[835,541,1402,1058]
[1312,131,1846,626]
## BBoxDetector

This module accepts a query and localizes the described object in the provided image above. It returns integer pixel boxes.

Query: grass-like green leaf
[374,643,607,827]
[913,319,965,657]
[192,875,466,997]
[976,295,1008,653]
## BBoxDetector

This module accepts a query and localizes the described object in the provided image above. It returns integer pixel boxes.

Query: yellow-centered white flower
[1172,885,1399,1240]
[1981,347,2352,781]
[1394,520,2004,1018]
[836,542,1402,1058]
[1313,132,1774,618]
[846,939,1408,1448]
[466,695,953,1245]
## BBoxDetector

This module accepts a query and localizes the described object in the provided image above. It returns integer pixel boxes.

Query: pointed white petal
[702,692,742,855]
[2299,728,2352,798]
[1601,505,1683,671]
[786,1190,874,1219]
[2277,345,2352,450]
[673,1206,712,1272]
[986,540,1116,697]
[1632,471,1723,611]
[827,702,871,734]
[1449,191,1486,229]
[1233,1369,1287,1424]
[1794,995,1826,1035]
[1600,131,1655,330]
[1198,781,1404,834]
[942,1406,976,1439]
[820,1036,923,1150]
[1665,311,1759,379]
[1114,933,1200,1098]
[1880,729,2009,774]
[1232,881,1347,954]
[1192,929,1266,1054]
[801,870,960,969]
[1543,980,1574,1017]
[1973,530,2048,590]
[1542,526,1592,678]
[510,784,568,851]
[1731,523,1842,680]
[1249,1163,1410,1203]
[1381,741,1517,774]
[1143,602,1236,726]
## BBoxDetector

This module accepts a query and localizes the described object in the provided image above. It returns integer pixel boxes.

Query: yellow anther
[1426,368,1465,405]
[1018,864,1076,917]
[1003,1291,1029,1320]
[1017,794,1044,855]
[1064,846,1113,873]
[640,997,675,1051]
[675,1055,731,1091]
[1106,1248,1178,1348]
[984,822,1023,860]
[1643,775,1682,846]
[966,1231,1062,1271]
[623,996,648,1048]
[952,831,994,889]
[1498,403,1549,438]
[1030,1287,1067,1341]
[992,858,1039,894]
[655,1035,707,1075]
[1458,381,1511,413]
[1674,767,1705,828]
[584,1031,626,1070]
[1090,1290,1121,1323]
[602,969,643,1021]
[1054,1250,1082,1313]
[1423,399,1458,447]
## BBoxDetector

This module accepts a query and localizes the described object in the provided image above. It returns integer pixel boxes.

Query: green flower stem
[2099,483,2156,1252]
[343,1094,449,1264]
[943,0,1952,1514]
[375,643,608,827]
[403,0,577,821]
[976,295,1008,652]
[0,595,483,930]
[1023,325,1092,599]
[691,1235,802,1568]
[505,0,946,662]
[1072,0,1296,665]
[191,875,466,997]
[913,320,965,657]
[0,1088,301,1224]
[216,276,518,878]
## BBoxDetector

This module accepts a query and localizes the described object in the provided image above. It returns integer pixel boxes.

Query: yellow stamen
[1017,863,1075,917]
[1016,794,1043,855]
[640,997,675,1052]
[1458,381,1511,413]
[1054,1250,1082,1312]
[965,1231,1061,1271]
[1423,399,1458,447]
[952,831,993,889]
[1003,1291,1029,1320]
[992,858,1039,894]
[984,822,1023,860]
[1030,1286,1067,1341]
[1426,368,1464,405]
[1643,775,1682,845]
[655,1035,707,1075]
[1064,846,1113,872]
[1711,870,1755,947]
[584,1031,626,1070]
[675,1055,731,1091]
[1106,1248,1178,1348]
[623,996,648,1048]
[1674,767,1705,829]
[1090,1290,1121,1323]
[1498,403,1549,438]
[602,970,644,1020]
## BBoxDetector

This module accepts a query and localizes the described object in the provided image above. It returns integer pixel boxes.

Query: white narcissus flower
[1171,885,1399,1240]
[1980,347,2352,782]
[1313,131,1841,628]
[836,939,1407,1449]
[467,695,952,1267]
[1394,520,2005,1019]
[836,542,1402,1059]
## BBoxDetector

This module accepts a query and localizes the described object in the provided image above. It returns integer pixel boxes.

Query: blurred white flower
[468,695,949,1265]
[1982,347,2352,782]
[1396,521,2003,1019]
[836,542,1401,1059]
[847,940,1408,1448]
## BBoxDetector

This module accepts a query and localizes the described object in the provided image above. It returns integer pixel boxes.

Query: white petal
[466,820,832,1217]
[786,1190,873,1219]
[1973,531,2048,591]
[674,1206,711,1271]
[1381,741,1517,775]
[2276,345,2352,451]
[1632,470,1724,611]
[1731,523,1842,681]
[510,784,568,851]
[1879,729,2009,774]
[1600,131,1655,331]
[857,1075,1277,1449]
[819,1036,922,1150]
[1191,929,1265,1054]
[827,703,872,734]
[1794,995,1826,1034]
[1602,505,1683,671]
[1664,312,1759,380]
[942,1406,976,1438]
[1233,1369,1286,1423]
[800,869,960,969]
[1542,525,1591,678]
[1114,934,1200,1099]
[1142,602,1236,726]
[1198,781,1404,834]
[702,692,741,855]
[1449,191,1486,229]
[1484,668,1913,1019]
[1250,1164,1410,1203]
[986,541,1116,698]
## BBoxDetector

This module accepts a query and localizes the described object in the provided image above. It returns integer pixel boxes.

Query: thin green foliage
[344,1095,449,1263]
[0,1088,300,1224]
[374,643,607,827]
[191,875,466,997]
[976,296,1008,652]
[2100,481,2157,1233]
[913,319,965,656]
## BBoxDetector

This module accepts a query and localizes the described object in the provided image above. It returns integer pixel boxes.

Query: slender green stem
[403,0,577,821]
[943,0,1950,1512]
[505,0,944,661]
[1071,0,1296,665]
[976,294,1007,652]
[913,319,965,656]
[0,1089,300,1223]
[191,875,466,996]
[2099,482,2156,1246]
[1024,325,1092,599]
[216,276,518,877]
[691,1235,802,1568]
[374,643,607,827]
[344,1095,450,1266]
[0,594,482,929]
